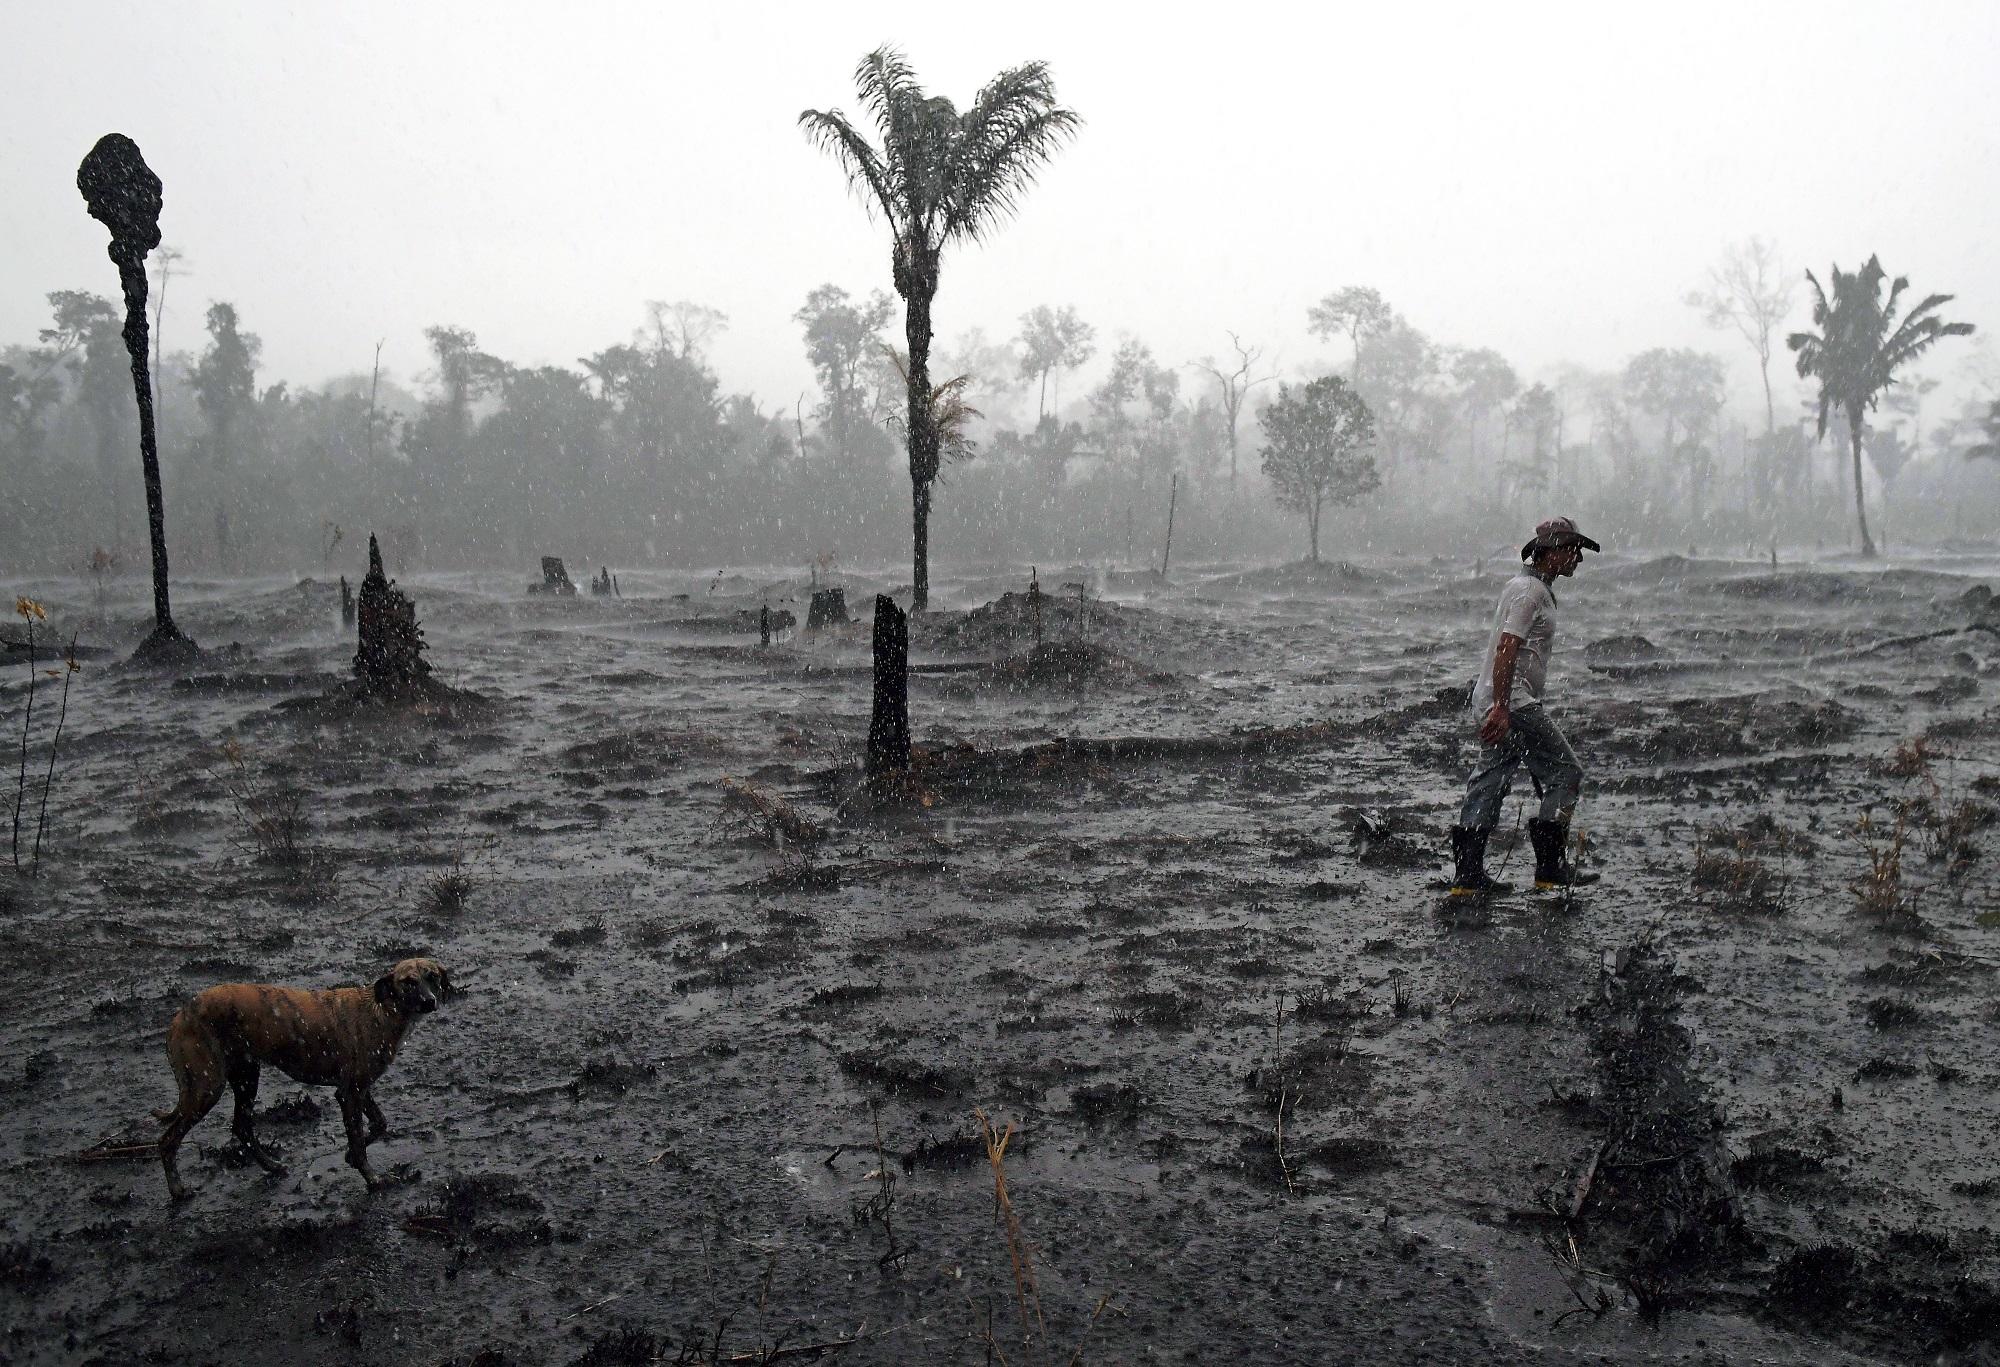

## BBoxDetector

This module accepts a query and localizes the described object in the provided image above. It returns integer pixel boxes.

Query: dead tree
[866,595,911,779]
[78,133,194,662]
[1193,332,1274,483]
[352,534,431,695]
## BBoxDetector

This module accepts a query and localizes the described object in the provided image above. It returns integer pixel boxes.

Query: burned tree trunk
[78,133,194,664]
[339,575,355,628]
[352,534,431,696]
[866,595,910,779]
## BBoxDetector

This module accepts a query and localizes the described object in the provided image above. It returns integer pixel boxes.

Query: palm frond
[941,63,1078,244]
[945,111,1080,244]
[798,109,900,230]
[853,46,923,137]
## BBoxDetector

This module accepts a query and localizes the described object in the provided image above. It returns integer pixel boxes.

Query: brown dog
[154,957,453,1201]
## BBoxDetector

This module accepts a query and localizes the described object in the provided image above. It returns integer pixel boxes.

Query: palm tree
[800,48,1078,610]
[1787,256,1973,557]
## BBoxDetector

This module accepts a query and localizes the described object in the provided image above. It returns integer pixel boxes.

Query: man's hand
[1479,703,1511,745]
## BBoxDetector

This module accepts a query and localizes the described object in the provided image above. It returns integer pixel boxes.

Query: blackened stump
[532,557,577,596]
[807,587,849,630]
[352,534,431,695]
[866,596,910,778]
[78,133,193,663]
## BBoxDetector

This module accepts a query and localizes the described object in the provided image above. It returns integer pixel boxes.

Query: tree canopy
[1258,375,1380,562]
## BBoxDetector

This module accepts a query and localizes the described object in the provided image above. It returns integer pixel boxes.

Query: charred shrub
[218,742,314,869]
[1768,1244,1861,1321]
[550,919,607,949]
[1691,833,1790,915]
[1861,996,1929,1030]
[569,1328,660,1366]
[419,855,473,917]
[0,1240,57,1288]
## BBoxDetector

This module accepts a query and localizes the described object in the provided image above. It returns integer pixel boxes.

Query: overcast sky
[6,0,1997,424]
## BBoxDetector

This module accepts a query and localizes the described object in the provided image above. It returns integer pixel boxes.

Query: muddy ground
[1,549,1997,1366]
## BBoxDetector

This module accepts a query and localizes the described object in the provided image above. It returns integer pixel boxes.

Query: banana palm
[1787,256,1973,557]
[801,48,1077,609]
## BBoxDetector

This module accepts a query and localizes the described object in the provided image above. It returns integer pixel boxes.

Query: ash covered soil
[3,551,1999,1366]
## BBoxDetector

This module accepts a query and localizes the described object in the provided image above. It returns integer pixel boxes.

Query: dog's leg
[158,1010,226,1203]
[362,1094,390,1145]
[225,1057,287,1176]
[336,1088,380,1191]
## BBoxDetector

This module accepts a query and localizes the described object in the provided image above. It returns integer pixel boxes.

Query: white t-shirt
[1470,572,1557,714]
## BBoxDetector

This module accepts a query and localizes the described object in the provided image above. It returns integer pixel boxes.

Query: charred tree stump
[866,596,910,780]
[353,534,431,696]
[79,133,194,664]
[532,557,578,596]
[339,575,355,628]
[807,587,849,630]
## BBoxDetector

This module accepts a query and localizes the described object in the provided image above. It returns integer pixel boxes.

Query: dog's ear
[373,974,395,1007]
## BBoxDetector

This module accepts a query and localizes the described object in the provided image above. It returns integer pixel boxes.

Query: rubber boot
[1449,826,1501,897]
[1528,818,1599,890]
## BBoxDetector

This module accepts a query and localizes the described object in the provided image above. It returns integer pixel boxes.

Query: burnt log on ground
[636,609,796,636]
[815,686,1464,798]
[0,636,115,663]
[866,596,910,780]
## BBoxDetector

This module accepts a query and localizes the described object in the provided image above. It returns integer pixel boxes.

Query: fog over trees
[6,238,1994,582]
[2,31,1996,584]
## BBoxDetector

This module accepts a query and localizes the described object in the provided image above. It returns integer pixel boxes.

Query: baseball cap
[1519,516,1602,562]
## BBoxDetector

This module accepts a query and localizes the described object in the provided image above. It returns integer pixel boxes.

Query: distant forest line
[5,265,1998,579]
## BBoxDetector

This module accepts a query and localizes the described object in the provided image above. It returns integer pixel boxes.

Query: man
[1449,516,1601,896]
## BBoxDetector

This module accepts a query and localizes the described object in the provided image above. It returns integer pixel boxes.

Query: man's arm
[1479,633,1522,744]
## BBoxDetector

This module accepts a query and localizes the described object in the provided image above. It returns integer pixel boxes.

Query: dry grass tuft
[218,741,312,869]
[419,853,473,917]
[1690,834,1790,915]
[1851,812,1919,926]
[975,1107,1046,1351]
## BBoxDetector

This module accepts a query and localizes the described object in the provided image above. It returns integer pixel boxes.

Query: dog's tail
[156,1003,219,1128]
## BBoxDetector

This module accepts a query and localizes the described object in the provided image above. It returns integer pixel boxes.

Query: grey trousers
[1457,704,1583,832]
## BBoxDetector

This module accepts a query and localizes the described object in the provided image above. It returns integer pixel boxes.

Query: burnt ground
[1,551,1997,1366]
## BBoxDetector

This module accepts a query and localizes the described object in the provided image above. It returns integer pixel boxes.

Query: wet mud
[1,552,1998,1364]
